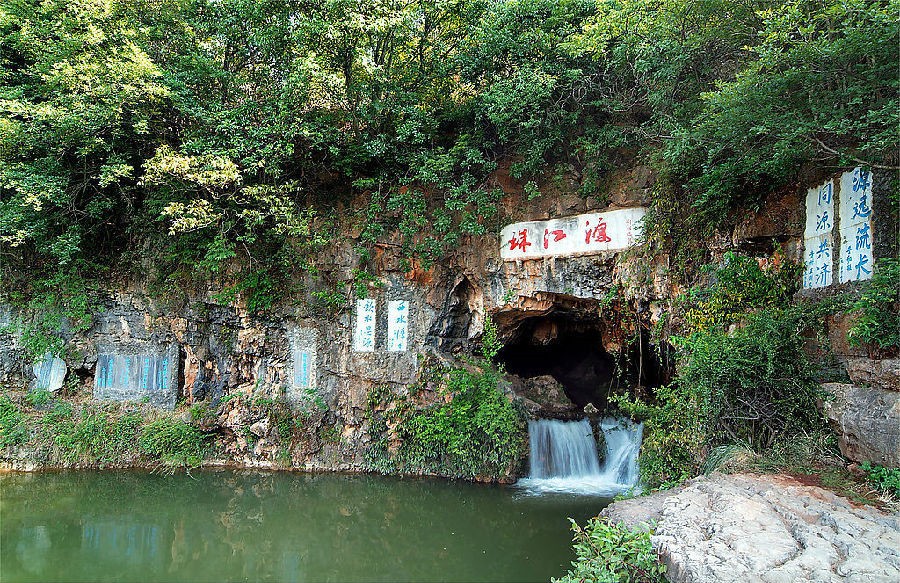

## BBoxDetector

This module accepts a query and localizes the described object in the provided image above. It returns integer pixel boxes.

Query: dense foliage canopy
[1,0,897,303]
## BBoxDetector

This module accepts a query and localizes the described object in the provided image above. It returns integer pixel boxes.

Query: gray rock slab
[515,374,578,417]
[821,382,900,467]
[842,357,900,392]
[32,353,67,392]
[602,473,900,583]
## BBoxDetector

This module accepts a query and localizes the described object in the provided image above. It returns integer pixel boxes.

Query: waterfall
[517,417,643,496]
[528,418,602,479]
[597,417,643,488]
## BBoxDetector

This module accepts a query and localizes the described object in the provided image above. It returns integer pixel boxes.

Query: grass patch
[0,394,213,469]
[860,462,900,497]
[0,395,27,448]
[700,432,893,509]
[25,389,53,408]
[139,418,207,467]
[41,403,142,465]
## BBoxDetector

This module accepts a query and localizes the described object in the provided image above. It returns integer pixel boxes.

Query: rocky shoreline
[602,472,900,583]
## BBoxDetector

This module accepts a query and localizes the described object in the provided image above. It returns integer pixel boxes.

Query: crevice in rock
[427,276,480,354]
[71,366,94,394]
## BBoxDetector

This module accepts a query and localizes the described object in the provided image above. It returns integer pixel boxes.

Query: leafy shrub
[480,314,502,363]
[616,382,705,488]
[553,517,665,583]
[680,251,799,333]
[368,365,526,480]
[250,393,315,439]
[621,309,825,487]
[861,462,900,497]
[848,258,900,352]
[292,387,327,423]
[397,367,525,478]
[678,310,824,446]
[0,396,27,448]
[139,418,207,467]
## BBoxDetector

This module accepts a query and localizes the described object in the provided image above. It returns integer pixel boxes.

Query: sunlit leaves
[1,0,896,310]
[142,145,241,192]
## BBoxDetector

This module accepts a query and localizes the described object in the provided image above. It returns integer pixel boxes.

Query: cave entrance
[496,309,670,414]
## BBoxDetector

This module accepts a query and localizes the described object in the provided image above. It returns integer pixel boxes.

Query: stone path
[602,473,900,583]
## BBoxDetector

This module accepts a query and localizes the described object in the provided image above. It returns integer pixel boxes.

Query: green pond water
[0,470,611,583]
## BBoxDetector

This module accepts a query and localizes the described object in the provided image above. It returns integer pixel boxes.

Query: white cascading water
[517,417,643,495]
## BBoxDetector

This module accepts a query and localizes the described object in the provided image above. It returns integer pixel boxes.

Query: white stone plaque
[804,180,834,238]
[803,179,835,289]
[33,353,66,392]
[293,350,311,388]
[803,233,833,289]
[353,299,376,352]
[387,300,409,352]
[500,207,646,260]
[93,346,178,408]
[838,168,874,283]
[286,326,318,404]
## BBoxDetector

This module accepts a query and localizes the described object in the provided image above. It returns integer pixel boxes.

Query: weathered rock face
[512,375,578,418]
[821,382,900,467]
[0,165,895,477]
[603,473,900,583]
[843,357,900,391]
[0,272,442,470]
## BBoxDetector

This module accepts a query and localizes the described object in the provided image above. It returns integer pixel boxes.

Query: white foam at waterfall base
[516,417,643,496]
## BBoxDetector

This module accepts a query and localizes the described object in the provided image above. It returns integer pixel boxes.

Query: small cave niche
[735,235,792,257]
[71,366,95,395]
[496,310,671,413]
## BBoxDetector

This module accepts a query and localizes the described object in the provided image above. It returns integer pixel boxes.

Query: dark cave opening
[496,311,671,411]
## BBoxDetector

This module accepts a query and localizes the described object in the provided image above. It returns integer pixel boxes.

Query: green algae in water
[0,470,610,582]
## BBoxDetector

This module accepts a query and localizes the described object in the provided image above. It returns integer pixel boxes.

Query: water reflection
[1,470,610,583]
[15,525,51,575]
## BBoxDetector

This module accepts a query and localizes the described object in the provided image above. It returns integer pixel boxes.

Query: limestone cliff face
[0,165,896,472]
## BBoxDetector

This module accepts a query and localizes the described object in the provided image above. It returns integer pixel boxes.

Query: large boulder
[603,473,900,583]
[513,374,577,417]
[821,382,900,467]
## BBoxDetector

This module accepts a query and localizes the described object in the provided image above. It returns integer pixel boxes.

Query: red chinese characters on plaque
[507,229,532,252]
[584,218,612,244]
[499,207,646,260]
[543,228,567,250]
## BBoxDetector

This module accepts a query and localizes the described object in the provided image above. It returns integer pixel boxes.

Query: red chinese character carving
[584,218,612,244]
[543,228,567,249]
[508,229,532,252]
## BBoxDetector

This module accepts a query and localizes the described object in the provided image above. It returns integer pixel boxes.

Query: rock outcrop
[821,382,900,467]
[513,374,578,417]
[603,473,900,583]
[843,357,900,391]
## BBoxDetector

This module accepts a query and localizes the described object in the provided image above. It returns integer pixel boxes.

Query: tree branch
[810,137,899,170]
